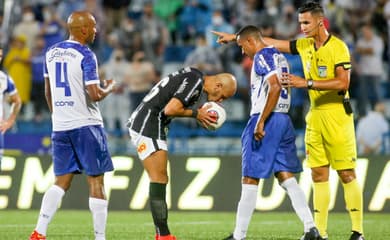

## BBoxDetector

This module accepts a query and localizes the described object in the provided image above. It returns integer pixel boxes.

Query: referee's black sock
[149,182,170,236]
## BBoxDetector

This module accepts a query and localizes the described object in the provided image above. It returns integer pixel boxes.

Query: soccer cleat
[300,227,321,240]
[349,231,365,240]
[223,234,235,240]
[156,234,177,240]
[29,230,46,240]
[223,234,245,240]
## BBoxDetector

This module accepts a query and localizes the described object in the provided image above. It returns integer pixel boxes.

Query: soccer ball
[200,101,226,131]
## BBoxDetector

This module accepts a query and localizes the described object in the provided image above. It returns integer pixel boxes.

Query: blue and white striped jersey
[0,71,18,120]
[250,46,291,116]
[44,40,103,131]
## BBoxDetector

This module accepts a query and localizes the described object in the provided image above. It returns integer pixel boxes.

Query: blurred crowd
[1,0,390,154]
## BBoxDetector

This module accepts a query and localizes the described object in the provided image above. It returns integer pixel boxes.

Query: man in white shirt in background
[356,102,389,155]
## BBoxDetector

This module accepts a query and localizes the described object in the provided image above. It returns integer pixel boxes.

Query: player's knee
[149,171,169,183]
[311,166,330,182]
[242,177,259,185]
[54,179,72,191]
[337,169,356,183]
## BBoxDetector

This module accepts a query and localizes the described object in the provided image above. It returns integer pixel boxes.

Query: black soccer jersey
[128,67,204,139]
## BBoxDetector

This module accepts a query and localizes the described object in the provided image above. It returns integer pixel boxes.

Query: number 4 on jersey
[55,62,71,96]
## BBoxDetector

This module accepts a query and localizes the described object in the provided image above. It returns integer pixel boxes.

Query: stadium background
[0,0,388,214]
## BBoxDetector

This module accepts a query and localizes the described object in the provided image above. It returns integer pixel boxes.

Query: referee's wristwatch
[307,80,314,89]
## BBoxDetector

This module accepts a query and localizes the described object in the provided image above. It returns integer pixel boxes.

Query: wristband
[191,109,198,118]
[307,80,313,89]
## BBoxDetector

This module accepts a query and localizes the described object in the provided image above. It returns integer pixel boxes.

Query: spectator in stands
[56,0,86,23]
[102,0,131,33]
[184,34,223,75]
[30,35,48,122]
[115,15,144,61]
[153,0,184,44]
[139,1,169,74]
[177,0,212,44]
[275,4,298,40]
[40,5,66,49]
[205,9,235,49]
[356,101,389,155]
[125,50,157,113]
[355,22,385,117]
[235,0,263,29]
[99,48,130,137]
[3,35,32,113]
[13,5,40,51]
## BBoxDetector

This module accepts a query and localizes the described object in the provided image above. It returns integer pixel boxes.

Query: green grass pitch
[1,210,389,239]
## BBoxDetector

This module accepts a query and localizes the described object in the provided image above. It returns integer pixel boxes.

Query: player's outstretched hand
[104,79,117,93]
[210,30,236,44]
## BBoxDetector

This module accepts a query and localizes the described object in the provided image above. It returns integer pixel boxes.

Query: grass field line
[1,211,389,239]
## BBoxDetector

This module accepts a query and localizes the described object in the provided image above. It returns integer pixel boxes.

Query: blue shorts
[52,125,113,176]
[241,113,302,179]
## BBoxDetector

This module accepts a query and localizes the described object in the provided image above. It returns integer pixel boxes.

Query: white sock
[35,185,65,235]
[233,184,258,240]
[281,177,315,232]
[89,197,108,240]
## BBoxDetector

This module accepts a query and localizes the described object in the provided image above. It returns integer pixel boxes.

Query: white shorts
[129,129,168,160]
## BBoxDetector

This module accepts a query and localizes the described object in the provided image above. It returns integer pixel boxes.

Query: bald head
[67,11,96,44]
[68,11,95,28]
[215,73,237,99]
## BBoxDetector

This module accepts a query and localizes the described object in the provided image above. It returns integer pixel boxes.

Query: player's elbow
[338,81,349,91]
[270,82,282,92]
[13,94,22,105]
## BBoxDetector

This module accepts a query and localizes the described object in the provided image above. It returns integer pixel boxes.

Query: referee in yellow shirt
[212,1,364,240]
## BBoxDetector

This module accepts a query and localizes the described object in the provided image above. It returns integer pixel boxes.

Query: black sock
[149,182,170,236]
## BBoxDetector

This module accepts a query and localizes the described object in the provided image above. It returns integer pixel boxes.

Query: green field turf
[1,210,389,239]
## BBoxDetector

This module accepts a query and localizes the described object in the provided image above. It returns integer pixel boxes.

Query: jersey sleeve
[173,73,203,107]
[334,41,351,70]
[5,75,18,95]
[81,50,100,85]
[44,56,49,78]
[290,40,299,55]
[253,48,277,76]
[294,38,311,55]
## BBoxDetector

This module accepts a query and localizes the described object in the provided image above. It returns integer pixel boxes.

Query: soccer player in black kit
[127,67,237,240]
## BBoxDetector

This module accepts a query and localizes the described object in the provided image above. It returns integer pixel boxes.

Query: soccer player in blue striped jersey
[213,2,364,240]
[213,26,320,240]
[30,11,115,240]
[0,46,22,170]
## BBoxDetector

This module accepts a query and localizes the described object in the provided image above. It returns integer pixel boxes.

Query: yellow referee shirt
[290,35,351,110]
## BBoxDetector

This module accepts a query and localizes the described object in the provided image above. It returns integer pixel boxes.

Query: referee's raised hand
[210,30,236,44]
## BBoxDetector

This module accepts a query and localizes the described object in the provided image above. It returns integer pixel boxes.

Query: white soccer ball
[201,101,227,131]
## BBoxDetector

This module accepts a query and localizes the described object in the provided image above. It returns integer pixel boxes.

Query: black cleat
[349,231,365,240]
[300,227,321,240]
[223,234,235,240]
[223,234,245,240]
